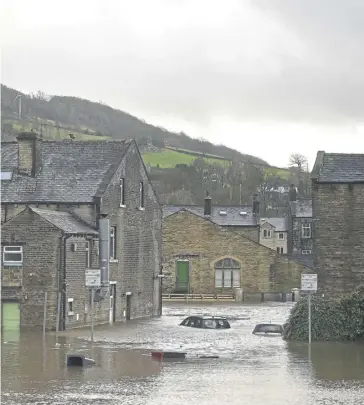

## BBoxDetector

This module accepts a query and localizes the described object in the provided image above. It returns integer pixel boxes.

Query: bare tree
[289,153,308,171]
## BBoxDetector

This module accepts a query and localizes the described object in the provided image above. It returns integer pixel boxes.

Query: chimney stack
[289,184,297,202]
[204,192,212,216]
[17,132,39,176]
[252,194,260,216]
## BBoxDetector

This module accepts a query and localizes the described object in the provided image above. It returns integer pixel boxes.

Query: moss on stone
[283,286,364,341]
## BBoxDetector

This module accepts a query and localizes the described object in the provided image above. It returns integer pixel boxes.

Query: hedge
[283,286,364,341]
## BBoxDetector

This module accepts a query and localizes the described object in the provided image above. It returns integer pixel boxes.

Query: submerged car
[180,316,231,329]
[252,323,283,335]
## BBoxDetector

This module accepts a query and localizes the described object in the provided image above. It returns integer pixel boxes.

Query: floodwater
[2,302,364,405]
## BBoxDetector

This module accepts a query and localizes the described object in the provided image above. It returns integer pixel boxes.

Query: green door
[175,261,189,293]
[2,302,20,342]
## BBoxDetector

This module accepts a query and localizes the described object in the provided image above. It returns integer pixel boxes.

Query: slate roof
[312,151,364,183]
[30,207,98,235]
[1,138,131,203]
[260,217,287,232]
[162,205,258,226]
[295,199,312,218]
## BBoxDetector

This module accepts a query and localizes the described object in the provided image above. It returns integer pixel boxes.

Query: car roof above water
[186,315,228,320]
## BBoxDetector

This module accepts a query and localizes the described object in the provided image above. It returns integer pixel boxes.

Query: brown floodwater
[2,302,364,404]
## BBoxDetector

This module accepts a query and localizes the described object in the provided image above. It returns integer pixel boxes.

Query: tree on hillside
[289,153,310,197]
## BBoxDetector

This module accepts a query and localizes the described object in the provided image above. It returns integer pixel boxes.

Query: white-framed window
[120,178,125,206]
[85,240,91,268]
[301,249,312,255]
[302,223,311,238]
[278,233,284,240]
[263,229,272,238]
[276,247,284,254]
[68,298,74,315]
[215,258,241,288]
[3,246,23,266]
[139,181,144,208]
[110,226,116,259]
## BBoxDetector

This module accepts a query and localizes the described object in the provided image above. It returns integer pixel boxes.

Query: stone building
[311,151,364,294]
[163,194,260,242]
[1,132,162,330]
[162,208,310,295]
[287,184,314,268]
[259,217,288,254]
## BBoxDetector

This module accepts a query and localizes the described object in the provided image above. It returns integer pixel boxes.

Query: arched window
[214,258,241,288]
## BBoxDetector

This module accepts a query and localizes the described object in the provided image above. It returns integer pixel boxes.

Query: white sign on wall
[301,273,317,292]
[85,269,101,288]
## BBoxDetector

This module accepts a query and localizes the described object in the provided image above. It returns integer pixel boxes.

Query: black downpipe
[62,234,72,331]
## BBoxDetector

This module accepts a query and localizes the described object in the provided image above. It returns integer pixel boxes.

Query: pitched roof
[1,138,131,203]
[30,207,98,234]
[162,205,258,226]
[295,199,312,218]
[260,217,287,232]
[286,254,314,269]
[312,151,364,183]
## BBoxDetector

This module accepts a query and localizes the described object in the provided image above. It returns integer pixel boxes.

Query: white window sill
[109,259,118,263]
[68,311,74,316]
[120,204,126,208]
[3,262,23,267]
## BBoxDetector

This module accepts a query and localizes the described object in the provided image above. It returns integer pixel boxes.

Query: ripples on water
[2,303,364,404]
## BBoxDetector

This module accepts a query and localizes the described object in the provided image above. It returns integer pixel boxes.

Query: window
[86,240,91,268]
[302,223,311,238]
[0,171,13,180]
[301,249,312,255]
[120,178,125,206]
[68,298,74,315]
[278,233,284,240]
[215,258,241,288]
[110,227,116,259]
[277,247,284,254]
[263,229,272,238]
[3,246,23,266]
[139,181,144,208]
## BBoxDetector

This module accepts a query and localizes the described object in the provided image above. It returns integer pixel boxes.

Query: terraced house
[311,151,364,294]
[287,184,314,269]
[1,132,162,331]
[162,195,310,295]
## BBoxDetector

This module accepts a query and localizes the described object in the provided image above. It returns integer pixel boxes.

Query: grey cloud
[2,0,364,126]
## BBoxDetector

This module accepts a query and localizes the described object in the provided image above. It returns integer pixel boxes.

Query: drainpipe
[61,234,72,331]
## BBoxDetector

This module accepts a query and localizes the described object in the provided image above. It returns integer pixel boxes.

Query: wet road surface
[2,302,364,404]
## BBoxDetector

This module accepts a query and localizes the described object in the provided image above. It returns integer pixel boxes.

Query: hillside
[1,84,268,166]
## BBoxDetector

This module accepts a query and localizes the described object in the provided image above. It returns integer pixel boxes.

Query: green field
[142,148,231,168]
[4,118,291,178]
[5,119,111,141]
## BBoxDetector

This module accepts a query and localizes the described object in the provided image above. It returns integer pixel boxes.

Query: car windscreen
[203,319,229,329]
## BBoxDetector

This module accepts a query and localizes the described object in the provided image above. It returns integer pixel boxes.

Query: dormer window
[219,210,227,216]
[139,181,144,209]
[120,178,125,207]
[239,211,248,216]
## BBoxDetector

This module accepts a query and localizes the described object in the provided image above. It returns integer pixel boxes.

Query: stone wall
[292,217,313,254]
[101,142,162,319]
[312,182,364,294]
[163,211,309,294]
[226,226,259,242]
[1,210,60,329]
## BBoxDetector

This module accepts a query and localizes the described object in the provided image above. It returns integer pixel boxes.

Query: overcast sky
[2,0,364,167]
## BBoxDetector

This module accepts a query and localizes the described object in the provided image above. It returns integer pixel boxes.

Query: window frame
[139,181,144,208]
[302,223,312,238]
[109,226,117,260]
[85,240,91,269]
[263,229,272,238]
[301,249,312,255]
[3,245,23,266]
[276,247,284,254]
[214,258,241,288]
[120,177,125,207]
[278,232,284,240]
